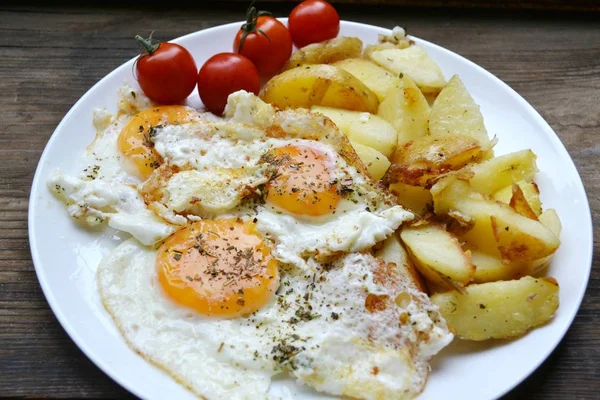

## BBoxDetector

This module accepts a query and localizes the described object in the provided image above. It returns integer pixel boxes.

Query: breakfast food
[48,86,453,398]
[47,3,564,396]
[257,26,560,345]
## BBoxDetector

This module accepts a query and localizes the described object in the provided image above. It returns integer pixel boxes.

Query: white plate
[29,20,593,400]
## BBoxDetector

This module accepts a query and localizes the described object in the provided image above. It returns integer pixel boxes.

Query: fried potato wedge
[514,208,562,277]
[350,141,391,180]
[387,135,484,188]
[282,37,363,71]
[260,64,379,113]
[311,106,397,157]
[368,46,446,93]
[375,232,427,293]
[389,182,432,215]
[509,184,538,220]
[378,75,431,145]
[493,180,542,216]
[431,178,560,263]
[471,207,562,281]
[539,208,561,236]
[465,150,538,195]
[401,223,475,287]
[470,249,519,283]
[431,276,559,340]
[490,213,558,263]
[333,58,398,101]
[429,75,492,152]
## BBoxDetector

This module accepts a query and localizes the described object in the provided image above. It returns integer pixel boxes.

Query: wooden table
[1,2,598,399]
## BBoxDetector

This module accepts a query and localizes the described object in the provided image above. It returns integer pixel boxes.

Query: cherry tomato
[288,0,340,48]
[134,34,197,104]
[197,53,260,115]
[233,4,292,78]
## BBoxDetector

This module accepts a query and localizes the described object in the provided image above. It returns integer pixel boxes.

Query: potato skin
[282,37,363,71]
[493,179,542,217]
[260,64,379,113]
[431,276,559,341]
[386,134,484,188]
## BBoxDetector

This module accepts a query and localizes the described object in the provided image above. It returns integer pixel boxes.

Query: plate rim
[28,19,593,400]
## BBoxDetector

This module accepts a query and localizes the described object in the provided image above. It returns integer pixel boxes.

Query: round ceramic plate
[29,20,592,400]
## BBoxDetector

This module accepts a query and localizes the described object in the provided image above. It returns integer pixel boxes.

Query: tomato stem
[238,1,272,53]
[135,33,160,55]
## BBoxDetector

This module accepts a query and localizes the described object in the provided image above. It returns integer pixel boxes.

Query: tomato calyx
[237,1,272,53]
[135,32,160,56]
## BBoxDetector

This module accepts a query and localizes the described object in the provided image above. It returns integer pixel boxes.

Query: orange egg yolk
[156,219,279,318]
[263,145,340,216]
[118,106,198,180]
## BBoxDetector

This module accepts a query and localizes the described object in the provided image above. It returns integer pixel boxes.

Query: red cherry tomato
[288,0,340,48]
[233,5,292,78]
[197,53,260,115]
[134,34,197,104]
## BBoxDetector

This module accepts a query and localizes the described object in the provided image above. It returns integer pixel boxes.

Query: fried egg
[99,238,451,400]
[49,86,452,400]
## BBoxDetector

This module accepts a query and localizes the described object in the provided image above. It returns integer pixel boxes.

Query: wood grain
[235,0,600,12]
[0,2,598,399]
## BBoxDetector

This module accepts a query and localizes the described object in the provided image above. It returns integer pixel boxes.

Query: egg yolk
[263,145,340,216]
[156,219,279,318]
[118,106,198,180]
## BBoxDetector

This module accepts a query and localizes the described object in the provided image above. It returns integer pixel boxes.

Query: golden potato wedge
[389,182,432,215]
[431,178,560,263]
[493,180,542,216]
[431,276,559,340]
[386,134,484,188]
[490,213,558,263]
[539,208,561,236]
[509,184,538,220]
[466,150,538,195]
[378,74,431,145]
[260,64,379,113]
[429,75,492,152]
[368,46,446,93]
[375,232,427,293]
[514,209,562,277]
[333,58,398,101]
[282,37,363,71]
[350,141,391,180]
[311,106,397,157]
[470,249,519,283]
[468,217,558,282]
[401,223,475,287]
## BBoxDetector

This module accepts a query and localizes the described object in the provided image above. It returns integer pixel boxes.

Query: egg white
[99,239,451,400]
[97,239,276,400]
[47,87,181,245]
[50,86,452,400]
